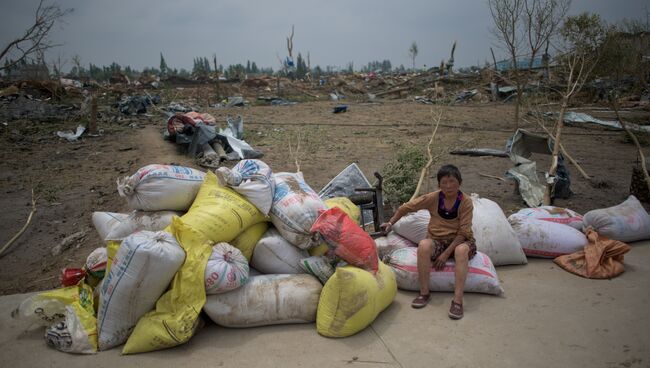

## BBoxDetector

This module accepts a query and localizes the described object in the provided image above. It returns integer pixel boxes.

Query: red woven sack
[310,207,378,273]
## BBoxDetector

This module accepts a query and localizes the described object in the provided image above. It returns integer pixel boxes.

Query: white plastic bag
[92,210,182,241]
[508,215,588,258]
[117,164,205,211]
[45,305,96,354]
[251,228,308,274]
[471,194,527,266]
[269,172,327,249]
[513,206,583,230]
[205,242,249,294]
[384,248,503,295]
[216,159,275,215]
[392,209,430,244]
[97,231,185,351]
[204,274,322,327]
[583,195,650,242]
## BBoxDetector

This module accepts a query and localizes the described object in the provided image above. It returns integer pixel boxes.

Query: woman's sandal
[411,294,431,309]
[448,300,464,319]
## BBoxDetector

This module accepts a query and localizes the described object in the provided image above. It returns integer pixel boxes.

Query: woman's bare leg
[453,243,470,304]
[417,238,434,296]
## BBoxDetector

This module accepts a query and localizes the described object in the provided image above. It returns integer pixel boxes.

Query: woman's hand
[380,222,392,233]
[433,251,450,270]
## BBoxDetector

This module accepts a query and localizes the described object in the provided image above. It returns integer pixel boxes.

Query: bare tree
[488,0,569,128]
[408,41,418,71]
[0,1,72,73]
[544,12,607,205]
[489,0,524,125]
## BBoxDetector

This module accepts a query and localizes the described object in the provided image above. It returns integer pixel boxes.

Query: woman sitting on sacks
[381,164,475,320]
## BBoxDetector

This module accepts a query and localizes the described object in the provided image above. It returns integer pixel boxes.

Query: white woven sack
[375,231,415,260]
[514,206,583,230]
[384,248,503,295]
[471,194,527,265]
[251,228,309,274]
[508,215,588,258]
[97,231,185,351]
[299,256,335,284]
[216,159,275,215]
[269,172,327,249]
[583,195,650,242]
[205,242,250,294]
[392,209,430,244]
[117,164,205,211]
[92,210,182,241]
[204,274,322,327]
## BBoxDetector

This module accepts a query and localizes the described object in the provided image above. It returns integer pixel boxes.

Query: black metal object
[349,172,384,238]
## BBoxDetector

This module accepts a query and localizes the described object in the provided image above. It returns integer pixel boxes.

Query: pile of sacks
[380,193,650,294]
[13,160,397,355]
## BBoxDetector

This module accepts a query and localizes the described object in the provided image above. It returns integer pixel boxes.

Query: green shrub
[382,144,426,208]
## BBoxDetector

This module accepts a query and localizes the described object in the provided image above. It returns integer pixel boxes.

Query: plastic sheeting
[318,163,374,226]
[505,129,571,207]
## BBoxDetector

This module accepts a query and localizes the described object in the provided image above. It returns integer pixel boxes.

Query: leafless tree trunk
[489,0,524,128]
[544,47,600,204]
[0,1,72,72]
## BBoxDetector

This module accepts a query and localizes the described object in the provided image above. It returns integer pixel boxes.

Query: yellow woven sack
[179,171,267,243]
[29,284,98,353]
[105,240,121,274]
[310,197,362,257]
[324,197,361,223]
[316,262,396,338]
[122,217,213,354]
[231,222,268,261]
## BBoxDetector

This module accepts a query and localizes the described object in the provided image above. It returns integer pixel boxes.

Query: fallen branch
[411,109,442,200]
[525,117,591,180]
[612,99,650,194]
[479,173,506,182]
[0,189,36,258]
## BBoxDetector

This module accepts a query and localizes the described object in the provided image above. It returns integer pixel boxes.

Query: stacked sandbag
[97,231,185,350]
[270,172,327,249]
[251,228,308,274]
[180,171,267,243]
[92,210,182,241]
[470,194,527,265]
[513,206,583,230]
[384,248,503,295]
[583,195,650,242]
[317,262,396,338]
[508,214,588,258]
[117,165,205,211]
[205,243,249,294]
[374,232,415,260]
[123,217,213,354]
[204,274,322,327]
[310,207,379,273]
[216,159,275,215]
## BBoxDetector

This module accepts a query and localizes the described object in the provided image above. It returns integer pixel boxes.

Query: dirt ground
[0,94,648,295]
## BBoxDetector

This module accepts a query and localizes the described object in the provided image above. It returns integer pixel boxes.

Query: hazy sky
[1,0,648,72]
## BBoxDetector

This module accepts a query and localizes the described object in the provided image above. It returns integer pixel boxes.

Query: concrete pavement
[1,243,649,368]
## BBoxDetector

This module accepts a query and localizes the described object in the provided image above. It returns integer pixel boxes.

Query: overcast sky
[1,0,648,72]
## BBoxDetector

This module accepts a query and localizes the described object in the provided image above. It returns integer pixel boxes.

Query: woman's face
[439,175,460,197]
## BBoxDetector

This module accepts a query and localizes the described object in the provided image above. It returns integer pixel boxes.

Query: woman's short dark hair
[437,164,462,184]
